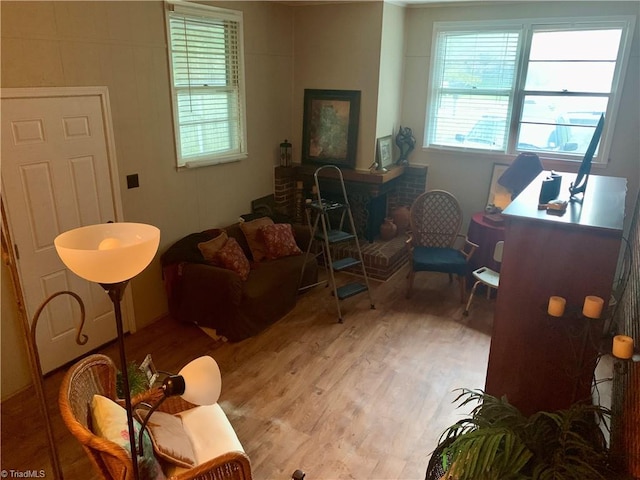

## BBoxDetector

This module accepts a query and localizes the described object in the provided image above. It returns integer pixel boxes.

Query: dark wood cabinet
[485,172,626,415]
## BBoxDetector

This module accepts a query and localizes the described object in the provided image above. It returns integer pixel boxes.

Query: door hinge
[14,243,19,260]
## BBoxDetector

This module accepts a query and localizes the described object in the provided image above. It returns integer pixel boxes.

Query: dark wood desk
[484,172,626,415]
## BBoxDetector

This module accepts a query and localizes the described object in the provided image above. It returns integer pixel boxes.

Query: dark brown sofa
[161,221,318,342]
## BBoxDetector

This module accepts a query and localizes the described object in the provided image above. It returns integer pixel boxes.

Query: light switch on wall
[127,174,139,189]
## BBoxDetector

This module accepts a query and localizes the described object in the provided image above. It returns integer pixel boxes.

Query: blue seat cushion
[412,247,468,275]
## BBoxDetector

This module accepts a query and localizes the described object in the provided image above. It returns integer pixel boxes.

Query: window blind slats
[169,16,239,89]
[435,32,520,91]
[429,29,519,149]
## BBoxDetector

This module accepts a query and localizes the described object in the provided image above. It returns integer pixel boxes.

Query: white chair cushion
[163,403,243,478]
[178,403,244,464]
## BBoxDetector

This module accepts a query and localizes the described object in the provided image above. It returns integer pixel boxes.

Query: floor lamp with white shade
[54,222,160,480]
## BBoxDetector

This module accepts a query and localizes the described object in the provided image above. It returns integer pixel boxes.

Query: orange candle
[582,296,604,319]
[612,335,634,359]
[547,296,566,317]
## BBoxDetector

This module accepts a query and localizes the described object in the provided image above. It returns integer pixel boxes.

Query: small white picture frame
[376,135,394,170]
[139,354,158,387]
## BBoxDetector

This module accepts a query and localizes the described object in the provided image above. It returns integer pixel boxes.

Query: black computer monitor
[569,113,605,199]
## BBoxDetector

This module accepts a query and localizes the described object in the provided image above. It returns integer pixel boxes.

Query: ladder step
[336,282,368,300]
[310,200,346,212]
[315,230,355,244]
[332,257,361,271]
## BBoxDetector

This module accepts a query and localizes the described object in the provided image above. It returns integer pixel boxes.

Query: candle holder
[545,295,606,320]
[613,354,640,375]
[543,295,609,403]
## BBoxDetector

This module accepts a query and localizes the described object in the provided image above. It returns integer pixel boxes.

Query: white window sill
[422,145,607,169]
[179,153,247,169]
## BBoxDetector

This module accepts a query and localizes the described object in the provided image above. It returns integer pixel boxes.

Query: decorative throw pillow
[239,217,274,262]
[90,395,166,480]
[258,223,302,260]
[197,231,228,264]
[134,408,196,468]
[213,237,250,280]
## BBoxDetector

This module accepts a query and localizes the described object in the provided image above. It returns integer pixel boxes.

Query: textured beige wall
[402,1,640,227]
[0,0,295,398]
[377,2,406,145]
[292,2,383,171]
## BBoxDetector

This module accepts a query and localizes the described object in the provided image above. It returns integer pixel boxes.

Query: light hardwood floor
[1,265,495,479]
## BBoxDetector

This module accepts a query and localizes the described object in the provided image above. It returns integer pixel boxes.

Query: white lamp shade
[54,223,160,284]
[178,356,222,405]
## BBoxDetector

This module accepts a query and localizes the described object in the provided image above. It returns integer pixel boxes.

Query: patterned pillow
[239,217,274,262]
[197,231,228,264]
[134,408,195,468]
[258,223,302,260]
[91,395,166,479]
[213,237,250,280]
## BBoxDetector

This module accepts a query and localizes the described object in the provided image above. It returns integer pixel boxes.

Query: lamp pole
[53,222,160,480]
[103,280,140,480]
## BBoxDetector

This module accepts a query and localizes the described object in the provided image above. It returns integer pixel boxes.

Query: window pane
[529,29,622,61]
[517,95,607,155]
[429,28,519,149]
[434,94,509,149]
[525,62,616,93]
[521,96,608,121]
[436,31,520,90]
[180,122,231,158]
[176,89,240,158]
[170,17,239,88]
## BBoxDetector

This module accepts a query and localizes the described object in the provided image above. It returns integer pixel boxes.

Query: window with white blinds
[427,28,521,151]
[425,17,635,164]
[166,1,247,168]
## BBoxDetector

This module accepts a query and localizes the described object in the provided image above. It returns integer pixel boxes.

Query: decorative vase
[380,217,397,241]
[391,205,410,234]
[395,126,415,165]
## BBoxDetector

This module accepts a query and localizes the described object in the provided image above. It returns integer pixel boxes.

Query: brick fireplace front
[273,164,428,280]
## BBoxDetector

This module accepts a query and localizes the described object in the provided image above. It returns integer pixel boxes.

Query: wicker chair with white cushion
[59,354,252,480]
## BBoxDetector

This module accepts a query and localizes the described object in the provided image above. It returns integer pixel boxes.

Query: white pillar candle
[582,295,604,319]
[547,296,566,317]
[612,335,634,360]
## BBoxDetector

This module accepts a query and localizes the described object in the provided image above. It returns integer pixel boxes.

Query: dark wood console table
[485,171,626,415]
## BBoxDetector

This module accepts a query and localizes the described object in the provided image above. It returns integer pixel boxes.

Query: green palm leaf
[431,390,614,480]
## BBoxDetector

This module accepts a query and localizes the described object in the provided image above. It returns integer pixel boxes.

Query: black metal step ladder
[299,165,375,323]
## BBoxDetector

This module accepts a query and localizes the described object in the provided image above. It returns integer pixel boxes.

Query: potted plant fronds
[430,389,614,480]
[116,361,150,398]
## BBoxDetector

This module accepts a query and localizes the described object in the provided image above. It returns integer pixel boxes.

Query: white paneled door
[1,87,134,373]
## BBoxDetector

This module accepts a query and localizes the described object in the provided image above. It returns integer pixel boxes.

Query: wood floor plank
[1,266,494,479]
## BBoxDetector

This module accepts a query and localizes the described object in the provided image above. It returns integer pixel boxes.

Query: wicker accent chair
[59,354,252,480]
[406,190,478,302]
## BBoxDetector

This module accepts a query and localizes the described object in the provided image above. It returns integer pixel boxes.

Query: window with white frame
[424,17,635,164]
[166,0,247,168]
